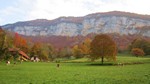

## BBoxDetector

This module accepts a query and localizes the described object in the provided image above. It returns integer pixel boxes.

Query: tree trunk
[101,56,104,64]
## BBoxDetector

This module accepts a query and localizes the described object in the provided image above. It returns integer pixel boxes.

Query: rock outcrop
[2,11,150,37]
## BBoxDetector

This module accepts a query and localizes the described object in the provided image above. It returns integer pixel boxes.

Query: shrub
[129,38,150,55]
[131,48,145,57]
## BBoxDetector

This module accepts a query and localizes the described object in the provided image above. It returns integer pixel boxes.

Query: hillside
[23,34,150,50]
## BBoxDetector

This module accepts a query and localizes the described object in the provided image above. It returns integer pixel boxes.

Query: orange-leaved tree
[79,38,91,55]
[90,34,117,64]
[131,48,145,57]
[128,38,150,55]
[72,45,83,58]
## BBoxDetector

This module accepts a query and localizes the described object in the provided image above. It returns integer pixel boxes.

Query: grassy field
[0,55,150,84]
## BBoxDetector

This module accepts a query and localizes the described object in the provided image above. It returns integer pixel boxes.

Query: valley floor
[0,55,150,84]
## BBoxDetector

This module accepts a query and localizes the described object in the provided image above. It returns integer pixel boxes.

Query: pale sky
[0,0,150,25]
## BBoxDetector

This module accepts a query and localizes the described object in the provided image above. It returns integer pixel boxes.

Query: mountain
[2,11,150,37]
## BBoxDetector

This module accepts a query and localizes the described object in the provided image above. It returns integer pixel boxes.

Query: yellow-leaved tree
[79,38,91,55]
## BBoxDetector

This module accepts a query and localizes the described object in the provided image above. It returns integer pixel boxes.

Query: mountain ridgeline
[2,11,150,37]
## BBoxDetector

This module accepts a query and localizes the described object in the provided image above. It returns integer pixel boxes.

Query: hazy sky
[0,0,150,25]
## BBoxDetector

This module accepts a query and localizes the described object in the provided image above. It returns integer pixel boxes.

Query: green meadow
[0,55,150,84]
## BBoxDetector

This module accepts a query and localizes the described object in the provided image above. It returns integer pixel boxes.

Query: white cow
[6,61,10,65]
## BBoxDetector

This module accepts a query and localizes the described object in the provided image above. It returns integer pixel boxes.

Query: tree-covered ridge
[0,26,150,63]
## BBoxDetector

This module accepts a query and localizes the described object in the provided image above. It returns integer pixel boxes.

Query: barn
[8,48,30,61]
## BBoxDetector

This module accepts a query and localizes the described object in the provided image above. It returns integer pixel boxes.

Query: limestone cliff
[2,11,150,37]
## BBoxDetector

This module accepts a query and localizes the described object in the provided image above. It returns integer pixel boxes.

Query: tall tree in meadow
[90,34,117,64]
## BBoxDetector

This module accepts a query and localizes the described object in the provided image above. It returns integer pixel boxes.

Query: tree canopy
[0,28,13,60]
[131,48,145,57]
[79,38,91,55]
[90,34,117,64]
[129,38,150,55]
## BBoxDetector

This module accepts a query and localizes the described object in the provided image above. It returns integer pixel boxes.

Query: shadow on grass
[87,63,114,66]
[87,62,146,66]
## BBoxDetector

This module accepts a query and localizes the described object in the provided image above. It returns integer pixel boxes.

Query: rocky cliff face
[2,11,150,37]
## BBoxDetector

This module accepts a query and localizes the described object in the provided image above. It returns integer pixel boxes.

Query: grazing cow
[31,56,40,62]
[6,61,10,65]
[57,63,60,68]
[117,63,124,66]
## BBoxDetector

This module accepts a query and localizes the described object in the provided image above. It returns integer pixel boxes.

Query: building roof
[8,48,19,52]
[18,51,30,59]
[8,48,30,59]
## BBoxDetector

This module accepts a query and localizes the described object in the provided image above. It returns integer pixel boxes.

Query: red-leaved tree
[13,33,28,53]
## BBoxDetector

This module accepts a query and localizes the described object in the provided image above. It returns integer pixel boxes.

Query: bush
[131,48,145,57]
[129,38,150,55]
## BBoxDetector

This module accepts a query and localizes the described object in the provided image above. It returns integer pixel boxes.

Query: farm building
[8,48,30,61]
